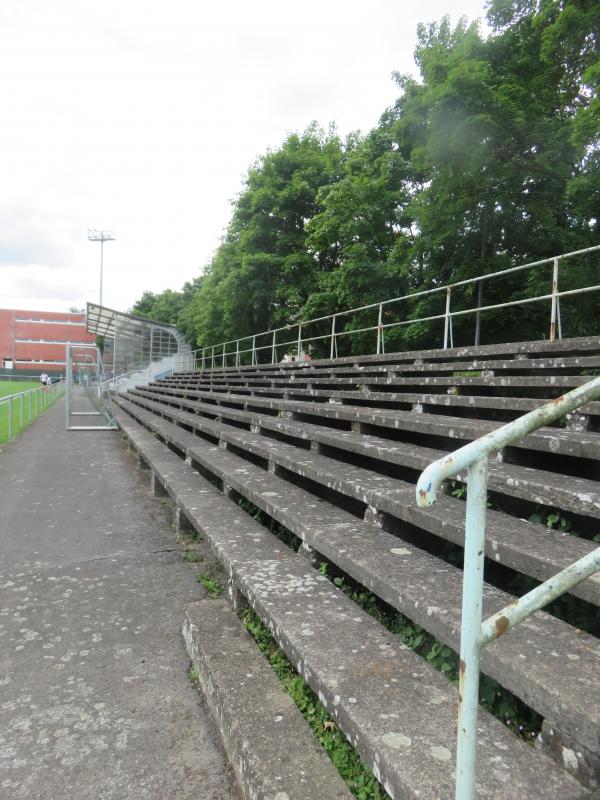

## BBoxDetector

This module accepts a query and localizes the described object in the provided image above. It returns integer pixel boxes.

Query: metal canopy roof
[86,302,181,339]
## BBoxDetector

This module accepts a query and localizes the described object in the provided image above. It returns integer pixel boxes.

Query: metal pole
[20,394,23,430]
[252,336,256,366]
[330,316,336,360]
[557,296,562,340]
[65,343,71,430]
[212,346,215,369]
[236,341,240,368]
[297,326,302,360]
[99,238,104,306]
[271,331,277,364]
[474,280,484,346]
[444,288,452,349]
[113,321,118,378]
[97,348,102,398]
[550,258,559,342]
[223,342,226,368]
[8,398,12,440]
[376,304,383,355]
[455,455,488,800]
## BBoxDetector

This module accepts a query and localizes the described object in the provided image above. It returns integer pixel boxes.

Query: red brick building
[0,309,96,374]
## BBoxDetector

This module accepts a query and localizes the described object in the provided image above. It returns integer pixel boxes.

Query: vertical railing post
[297,325,302,360]
[550,257,559,342]
[8,397,12,440]
[474,280,484,347]
[330,315,336,360]
[20,394,23,430]
[64,343,70,430]
[271,331,277,364]
[222,342,226,368]
[376,304,383,355]
[211,346,215,369]
[236,340,240,367]
[252,336,256,366]
[444,288,452,349]
[455,455,488,800]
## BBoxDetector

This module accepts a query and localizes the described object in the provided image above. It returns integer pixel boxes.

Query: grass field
[0,380,60,444]
[0,380,39,397]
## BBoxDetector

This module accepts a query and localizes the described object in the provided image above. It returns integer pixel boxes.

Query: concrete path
[0,393,239,799]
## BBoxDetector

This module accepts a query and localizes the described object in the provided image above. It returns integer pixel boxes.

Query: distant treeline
[133,0,599,355]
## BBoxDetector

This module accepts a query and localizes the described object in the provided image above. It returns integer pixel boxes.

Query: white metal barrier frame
[65,343,117,431]
[189,244,600,369]
[0,380,65,442]
[415,377,600,799]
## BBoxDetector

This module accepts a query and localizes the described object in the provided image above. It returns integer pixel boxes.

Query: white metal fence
[0,380,65,443]
[190,244,600,370]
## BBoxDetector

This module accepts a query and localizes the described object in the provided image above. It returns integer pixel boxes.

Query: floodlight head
[88,229,116,242]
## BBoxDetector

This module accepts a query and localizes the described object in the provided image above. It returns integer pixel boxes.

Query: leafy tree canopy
[133,0,599,354]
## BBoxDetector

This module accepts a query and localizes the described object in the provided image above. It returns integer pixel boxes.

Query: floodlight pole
[88,229,116,306]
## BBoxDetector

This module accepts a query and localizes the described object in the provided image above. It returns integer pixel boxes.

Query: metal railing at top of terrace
[0,380,65,443]
[415,376,600,800]
[190,244,600,370]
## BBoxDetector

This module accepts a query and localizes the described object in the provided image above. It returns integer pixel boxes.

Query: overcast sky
[0,0,488,314]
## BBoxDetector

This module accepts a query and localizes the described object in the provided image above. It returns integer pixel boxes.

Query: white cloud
[0,0,488,313]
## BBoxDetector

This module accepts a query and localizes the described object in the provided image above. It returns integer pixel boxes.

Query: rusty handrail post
[376,303,383,354]
[330,315,336,360]
[550,257,560,342]
[416,375,600,799]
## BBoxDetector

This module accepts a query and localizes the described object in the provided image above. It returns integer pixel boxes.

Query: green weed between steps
[231,487,543,740]
[197,574,223,598]
[182,549,204,563]
[242,608,389,800]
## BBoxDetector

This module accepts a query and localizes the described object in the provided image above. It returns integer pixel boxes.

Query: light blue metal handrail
[415,376,600,800]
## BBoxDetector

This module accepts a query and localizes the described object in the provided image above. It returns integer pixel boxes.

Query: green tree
[187,125,347,351]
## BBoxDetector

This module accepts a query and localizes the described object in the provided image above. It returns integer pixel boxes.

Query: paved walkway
[0,393,239,799]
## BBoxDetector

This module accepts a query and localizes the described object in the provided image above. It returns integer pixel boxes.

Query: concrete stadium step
[171,354,600,382]
[116,407,295,571]
[114,395,600,774]
[162,379,600,424]
[172,364,599,388]
[139,382,600,463]
[169,373,590,396]
[235,558,589,800]
[131,386,600,518]
[123,390,600,607]
[114,404,590,799]
[183,599,353,800]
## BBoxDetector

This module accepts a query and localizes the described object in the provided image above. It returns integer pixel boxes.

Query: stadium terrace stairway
[114,335,600,799]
